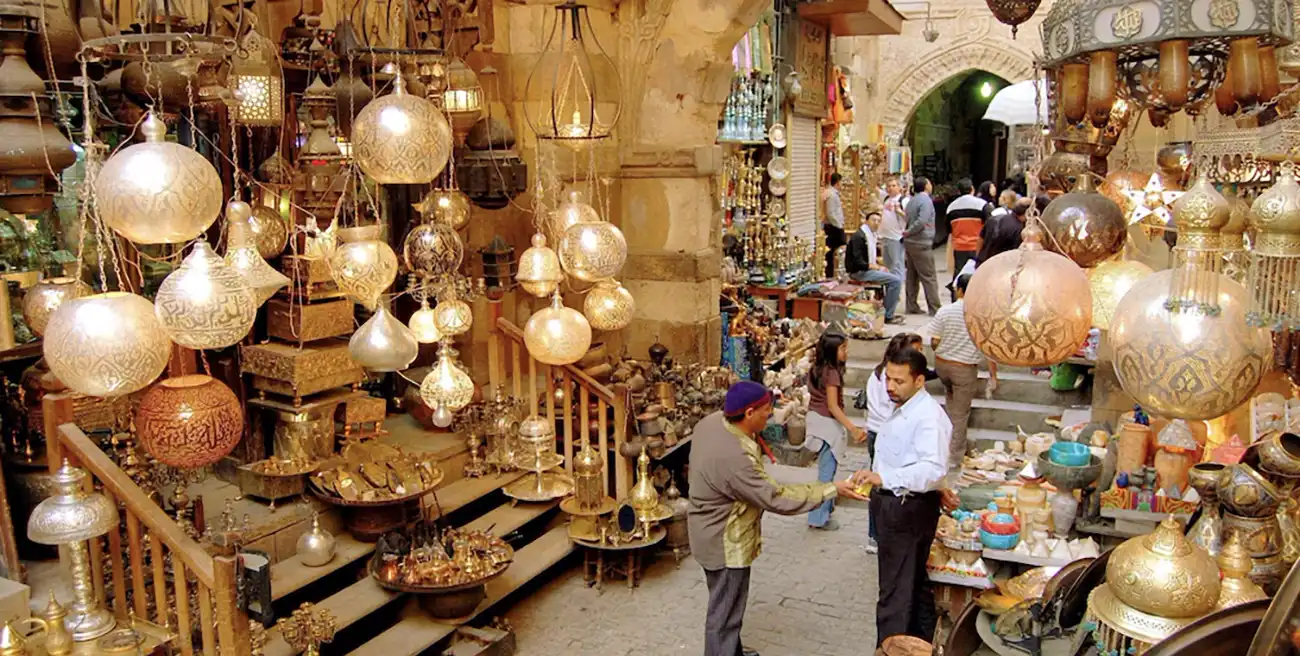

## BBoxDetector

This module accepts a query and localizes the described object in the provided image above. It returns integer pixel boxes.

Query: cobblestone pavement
[509,444,880,656]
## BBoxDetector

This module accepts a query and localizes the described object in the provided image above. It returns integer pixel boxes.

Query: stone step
[349,524,575,656]
[845,388,1069,435]
[843,364,1087,407]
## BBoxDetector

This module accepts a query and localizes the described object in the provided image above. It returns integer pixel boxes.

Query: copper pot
[1257,432,1300,477]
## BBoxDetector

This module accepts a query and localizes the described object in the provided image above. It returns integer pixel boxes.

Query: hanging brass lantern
[136,375,243,468]
[0,6,76,215]
[985,0,1040,38]
[456,115,528,210]
[524,292,592,366]
[408,299,442,344]
[964,225,1092,367]
[433,295,472,337]
[402,220,463,278]
[230,18,284,127]
[517,233,564,298]
[224,200,290,306]
[1170,172,1230,285]
[442,58,483,142]
[330,225,398,311]
[548,190,600,240]
[583,279,634,332]
[479,235,517,293]
[523,3,622,146]
[154,240,257,350]
[43,292,172,398]
[21,276,90,337]
[249,204,289,260]
[349,306,418,372]
[420,342,475,415]
[1087,260,1153,332]
[1247,163,1300,328]
[95,112,223,244]
[352,75,451,184]
[415,188,471,231]
[1039,175,1128,268]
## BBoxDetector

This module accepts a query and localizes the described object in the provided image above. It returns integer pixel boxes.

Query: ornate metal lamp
[230,16,284,127]
[27,462,119,641]
[986,0,1041,38]
[456,115,528,210]
[523,2,622,147]
[479,235,517,293]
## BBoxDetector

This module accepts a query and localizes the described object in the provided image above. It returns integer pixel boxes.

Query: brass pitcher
[0,618,49,656]
[40,592,73,656]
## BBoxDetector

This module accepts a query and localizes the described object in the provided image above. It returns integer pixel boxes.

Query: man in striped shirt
[944,179,989,302]
[924,274,997,467]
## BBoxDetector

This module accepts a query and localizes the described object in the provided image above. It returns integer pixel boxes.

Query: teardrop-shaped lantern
[408,299,442,344]
[525,292,592,366]
[224,201,289,306]
[95,112,223,244]
[349,306,418,372]
[559,219,628,283]
[352,75,452,184]
[330,225,398,311]
[584,280,634,331]
[517,233,564,298]
[43,292,172,398]
[420,343,475,412]
[155,241,257,349]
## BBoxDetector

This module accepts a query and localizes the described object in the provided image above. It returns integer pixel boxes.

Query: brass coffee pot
[0,618,49,656]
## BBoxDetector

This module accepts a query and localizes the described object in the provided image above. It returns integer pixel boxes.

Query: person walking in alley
[845,210,905,325]
[925,273,997,464]
[880,176,907,280]
[944,179,988,302]
[804,331,868,531]
[823,173,847,278]
[689,381,866,656]
[903,177,941,315]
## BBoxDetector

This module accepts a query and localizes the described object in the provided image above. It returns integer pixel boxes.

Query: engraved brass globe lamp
[43,292,171,398]
[416,188,471,231]
[525,292,592,366]
[136,375,243,468]
[1105,515,1221,618]
[420,342,475,415]
[403,220,464,278]
[516,233,564,298]
[352,75,452,184]
[330,225,398,311]
[154,240,257,350]
[95,112,223,244]
[548,190,599,240]
[1087,260,1153,331]
[558,217,627,283]
[408,298,442,344]
[584,279,634,331]
[1039,175,1127,268]
[433,295,473,337]
[22,277,91,337]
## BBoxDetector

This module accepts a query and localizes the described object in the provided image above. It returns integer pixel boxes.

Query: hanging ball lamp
[352,75,452,184]
[416,188,472,231]
[408,299,442,344]
[403,220,464,278]
[349,306,418,372]
[249,204,289,260]
[155,241,257,350]
[525,292,592,366]
[965,224,1093,367]
[584,279,635,331]
[549,190,600,238]
[95,112,223,244]
[43,292,171,398]
[1039,175,1128,268]
[517,233,564,298]
[1109,268,1271,421]
[136,375,243,469]
[1087,260,1153,331]
[330,225,398,311]
[985,0,1041,38]
[22,277,91,338]
[224,201,289,306]
[420,342,475,415]
[433,296,473,337]
[1247,162,1300,329]
[559,217,628,284]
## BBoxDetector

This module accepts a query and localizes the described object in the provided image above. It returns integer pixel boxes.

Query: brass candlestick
[276,603,336,656]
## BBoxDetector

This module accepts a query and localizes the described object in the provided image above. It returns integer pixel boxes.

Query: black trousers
[870,490,942,646]
[952,250,976,301]
[824,225,846,278]
[866,431,878,541]
[704,566,751,656]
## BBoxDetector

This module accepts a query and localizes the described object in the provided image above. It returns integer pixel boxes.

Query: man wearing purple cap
[689,381,866,656]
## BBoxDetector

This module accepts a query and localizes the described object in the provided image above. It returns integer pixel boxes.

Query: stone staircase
[256,415,573,655]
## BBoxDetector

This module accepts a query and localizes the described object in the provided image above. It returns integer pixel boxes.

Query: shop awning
[796,0,905,37]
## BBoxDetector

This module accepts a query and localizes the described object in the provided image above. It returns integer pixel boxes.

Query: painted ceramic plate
[767,156,790,181]
[767,123,787,149]
[768,198,786,217]
[769,179,787,196]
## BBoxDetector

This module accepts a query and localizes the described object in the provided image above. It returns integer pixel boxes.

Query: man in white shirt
[853,348,954,647]
[879,177,906,280]
[925,273,998,466]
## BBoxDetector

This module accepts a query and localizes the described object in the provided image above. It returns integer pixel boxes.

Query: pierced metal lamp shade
[22,277,91,337]
[95,112,223,244]
[584,279,634,331]
[433,297,473,337]
[517,233,563,298]
[416,188,471,231]
[136,375,244,468]
[27,461,119,544]
[155,240,257,350]
[420,344,474,411]
[558,219,627,283]
[408,301,442,344]
[1087,260,1153,331]
[403,220,464,278]
[548,191,599,239]
[249,204,289,259]
[352,75,452,184]
[230,28,284,127]
[225,202,290,306]
[349,306,418,372]
[43,292,171,398]
[524,293,592,366]
[330,225,398,311]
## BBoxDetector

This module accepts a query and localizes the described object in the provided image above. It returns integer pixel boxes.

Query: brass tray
[308,469,443,508]
[1248,550,1300,656]
[512,451,564,473]
[503,472,574,502]
[366,549,513,595]
[560,496,617,517]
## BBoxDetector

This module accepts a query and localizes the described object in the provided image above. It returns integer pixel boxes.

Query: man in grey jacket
[904,177,941,316]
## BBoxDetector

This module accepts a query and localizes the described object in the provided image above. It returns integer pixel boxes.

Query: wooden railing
[42,393,251,656]
[487,304,633,500]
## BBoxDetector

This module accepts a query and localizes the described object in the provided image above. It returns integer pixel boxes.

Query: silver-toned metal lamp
[27,461,119,641]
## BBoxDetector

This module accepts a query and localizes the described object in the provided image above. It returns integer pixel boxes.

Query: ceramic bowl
[1049,441,1091,467]
[1037,453,1103,491]
[1257,432,1300,478]
[982,512,1020,536]
[981,528,1020,550]
[1218,463,1282,518]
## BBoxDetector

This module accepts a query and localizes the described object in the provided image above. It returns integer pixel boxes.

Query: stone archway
[878,40,1036,143]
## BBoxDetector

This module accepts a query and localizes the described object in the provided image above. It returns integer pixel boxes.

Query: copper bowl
[1257,432,1300,478]
[1188,462,1229,501]
[1222,510,1283,557]
[1218,463,1282,518]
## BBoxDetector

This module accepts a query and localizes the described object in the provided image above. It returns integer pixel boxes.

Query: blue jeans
[851,269,903,320]
[882,239,906,280]
[809,442,837,527]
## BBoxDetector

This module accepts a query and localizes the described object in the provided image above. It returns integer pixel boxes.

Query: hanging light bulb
[229,18,284,127]
[420,342,475,414]
[415,188,471,231]
[224,201,289,306]
[349,306,418,372]
[432,405,454,428]
[559,217,628,283]
[523,3,622,144]
[155,240,257,350]
[352,74,452,184]
[584,279,634,331]
[433,295,473,337]
[330,225,398,311]
[95,112,223,244]
[517,233,564,298]
[43,292,172,398]
[408,298,442,343]
[525,292,592,366]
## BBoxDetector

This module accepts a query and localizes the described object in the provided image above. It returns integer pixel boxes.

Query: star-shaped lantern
[1124,173,1185,228]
